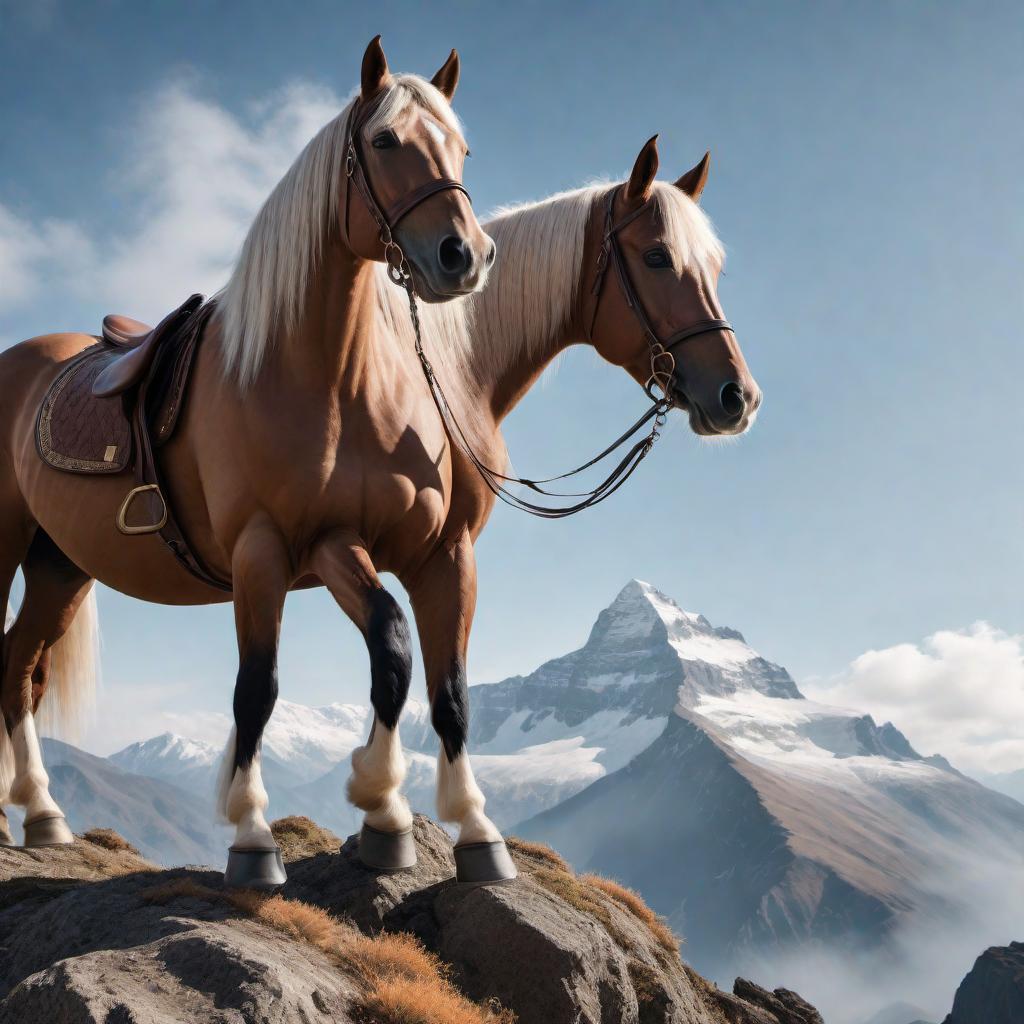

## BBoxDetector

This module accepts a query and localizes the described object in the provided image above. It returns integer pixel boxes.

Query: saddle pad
[36,347,133,474]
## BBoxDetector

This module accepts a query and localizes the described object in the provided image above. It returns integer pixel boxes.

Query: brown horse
[1,61,759,887]
[0,38,494,882]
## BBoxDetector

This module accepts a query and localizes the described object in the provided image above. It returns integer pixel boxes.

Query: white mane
[217,74,463,387]
[373,180,724,454]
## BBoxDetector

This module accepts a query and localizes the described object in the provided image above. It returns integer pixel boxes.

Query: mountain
[74,577,1024,1023]
[510,582,1024,983]
[37,739,224,865]
[976,767,1024,804]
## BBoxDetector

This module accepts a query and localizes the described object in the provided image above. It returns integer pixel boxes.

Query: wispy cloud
[806,622,1024,775]
[0,76,343,324]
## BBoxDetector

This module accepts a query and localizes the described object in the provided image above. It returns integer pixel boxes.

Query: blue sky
[2,1,1023,758]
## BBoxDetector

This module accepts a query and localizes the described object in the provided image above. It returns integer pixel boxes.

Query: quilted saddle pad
[36,347,133,474]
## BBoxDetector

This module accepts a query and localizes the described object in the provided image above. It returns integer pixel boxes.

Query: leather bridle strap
[589,184,734,400]
[342,93,470,276]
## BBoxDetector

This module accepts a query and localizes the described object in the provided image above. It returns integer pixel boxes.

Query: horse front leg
[407,533,517,884]
[309,530,415,870]
[218,517,291,890]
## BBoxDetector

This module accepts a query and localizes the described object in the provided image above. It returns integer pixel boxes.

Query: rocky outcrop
[943,941,1024,1024]
[0,817,823,1024]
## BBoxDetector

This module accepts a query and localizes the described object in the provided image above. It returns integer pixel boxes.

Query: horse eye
[372,130,398,150]
[644,248,672,269]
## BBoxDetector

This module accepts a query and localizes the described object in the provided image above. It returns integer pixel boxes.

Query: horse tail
[1,602,15,799]
[34,586,100,741]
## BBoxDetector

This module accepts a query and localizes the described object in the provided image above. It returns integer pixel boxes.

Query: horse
[0,37,495,887]
[352,137,761,881]
[2,71,761,890]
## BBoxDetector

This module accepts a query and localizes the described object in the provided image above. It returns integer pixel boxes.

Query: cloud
[805,622,1024,774]
[0,77,344,323]
[0,204,90,309]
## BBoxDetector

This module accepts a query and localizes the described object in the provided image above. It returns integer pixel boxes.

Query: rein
[347,102,733,517]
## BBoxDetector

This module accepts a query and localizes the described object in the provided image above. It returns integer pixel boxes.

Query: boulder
[943,940,1024,1024]
[0,818,824,1024]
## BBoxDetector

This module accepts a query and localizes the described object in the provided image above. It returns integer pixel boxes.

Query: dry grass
[82,828,139,855]
[531,867,629,950]
[504,836,569,872]
[582,874,680,953]
[141,879,513,1023]
[142,877,221,905]
[270,815,340,861]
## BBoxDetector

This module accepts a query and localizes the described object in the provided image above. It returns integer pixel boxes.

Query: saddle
[35,294,230,591]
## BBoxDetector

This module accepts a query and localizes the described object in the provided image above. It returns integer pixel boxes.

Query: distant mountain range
[21,579,1024,1019]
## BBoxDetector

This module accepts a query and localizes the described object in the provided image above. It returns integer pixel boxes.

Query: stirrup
[116,484,168,535]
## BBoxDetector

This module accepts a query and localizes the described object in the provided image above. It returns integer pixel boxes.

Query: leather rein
[347,100,734,517]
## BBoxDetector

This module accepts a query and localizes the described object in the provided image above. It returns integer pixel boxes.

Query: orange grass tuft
[356,976,516,1024]
[504,836,569,872]
[582,874,680,953]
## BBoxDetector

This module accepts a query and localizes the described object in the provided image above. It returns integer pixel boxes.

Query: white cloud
[805,622,1024,775]
[0,77,344,323]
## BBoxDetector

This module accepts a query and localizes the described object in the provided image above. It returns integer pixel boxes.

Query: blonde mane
[372,180,725,452]
[217,74,463,387]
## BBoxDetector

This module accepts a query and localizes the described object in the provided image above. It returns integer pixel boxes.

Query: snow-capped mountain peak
[111,732,220,778]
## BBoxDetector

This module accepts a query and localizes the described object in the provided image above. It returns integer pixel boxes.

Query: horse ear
[361,35,391,99]
[431,49,460,101]
[675,152,710,202]
[624,135,660,203]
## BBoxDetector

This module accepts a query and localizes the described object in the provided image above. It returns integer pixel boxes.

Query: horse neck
[263,236,377,395]
[470,192,601,426]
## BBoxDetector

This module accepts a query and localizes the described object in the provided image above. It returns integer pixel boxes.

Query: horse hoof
[358,823,417,871]
[0,823,14,847]
[224,846,287,891]
[23,814,75,848]
[454,840,518,886]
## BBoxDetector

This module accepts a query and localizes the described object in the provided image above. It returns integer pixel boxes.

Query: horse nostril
[438,235,470,276]
[719,382,746,420]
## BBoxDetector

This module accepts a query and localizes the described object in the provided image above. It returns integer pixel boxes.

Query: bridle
[342,90,470,281]
[347,104,734,517]
[588,185,734,408]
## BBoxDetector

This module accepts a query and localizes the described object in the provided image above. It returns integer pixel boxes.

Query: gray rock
[942,940,1024,1024]
[0,818,823,1024]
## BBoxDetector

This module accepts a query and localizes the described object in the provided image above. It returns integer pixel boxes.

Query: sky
[1,1,1022,765]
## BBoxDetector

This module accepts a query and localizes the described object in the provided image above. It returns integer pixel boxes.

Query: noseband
[588,184,734,404]
[342,91,470,278]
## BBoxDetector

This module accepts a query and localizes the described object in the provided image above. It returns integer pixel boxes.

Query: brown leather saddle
[35,294,230,590]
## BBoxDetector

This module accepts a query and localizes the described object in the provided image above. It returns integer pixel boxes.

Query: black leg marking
[366,587,412,731]
[432,659,468,763]
[233,647,278,770]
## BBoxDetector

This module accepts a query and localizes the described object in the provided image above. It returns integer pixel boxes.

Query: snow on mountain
[514,583,1024,1012]
[111,733,220,780]
[105,580,812,832]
